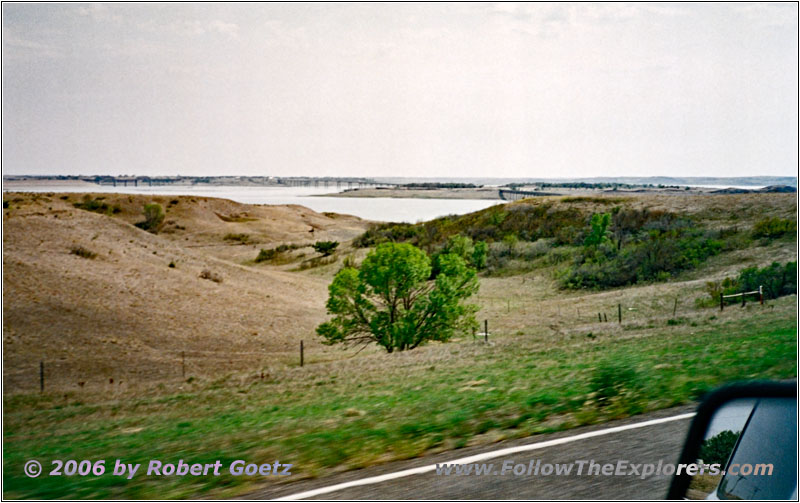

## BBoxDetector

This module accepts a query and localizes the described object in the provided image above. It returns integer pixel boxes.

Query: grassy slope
[2,192,797,498]
[3,301,795,498]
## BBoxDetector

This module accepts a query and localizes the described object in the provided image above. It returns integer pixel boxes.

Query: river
[2,183,504,223]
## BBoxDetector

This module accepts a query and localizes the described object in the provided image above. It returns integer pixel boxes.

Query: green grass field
[4,296,796,499]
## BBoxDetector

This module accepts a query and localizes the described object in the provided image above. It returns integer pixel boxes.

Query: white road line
[276,411,696,500]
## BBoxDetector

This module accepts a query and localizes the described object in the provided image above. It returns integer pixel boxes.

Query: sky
[2,3,798,178]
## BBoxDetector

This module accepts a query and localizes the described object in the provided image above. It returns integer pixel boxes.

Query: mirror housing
[667,381,797,500]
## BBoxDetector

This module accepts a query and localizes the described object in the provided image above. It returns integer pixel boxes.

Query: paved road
[248,405,697,500]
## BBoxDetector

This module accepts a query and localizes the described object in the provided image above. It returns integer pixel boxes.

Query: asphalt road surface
[249,404,697,500]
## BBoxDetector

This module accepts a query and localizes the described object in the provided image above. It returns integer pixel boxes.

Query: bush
[561,214,723,290]
[223,233,250,244]
[313,241,339,256]
[199,270,222,283]
[737,261,796,299]
[752,217,796,239]
[73,195,121,215]
[699,430,739,465]
[255,248,278,263]
[70,246,97,259]
[135,203,165,233]
[705,261,796,303]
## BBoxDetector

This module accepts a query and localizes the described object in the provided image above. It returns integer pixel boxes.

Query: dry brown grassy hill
[2,192,368,392]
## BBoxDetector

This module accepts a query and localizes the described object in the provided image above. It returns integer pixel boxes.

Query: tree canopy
[316,242,479,352]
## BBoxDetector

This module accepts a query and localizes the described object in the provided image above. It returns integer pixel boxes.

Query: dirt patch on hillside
[2,193,368,392]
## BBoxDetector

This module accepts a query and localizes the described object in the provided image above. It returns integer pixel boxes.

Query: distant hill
[373,176,797,187]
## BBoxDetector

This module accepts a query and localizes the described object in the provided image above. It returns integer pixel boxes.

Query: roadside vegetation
[4,305,795,499]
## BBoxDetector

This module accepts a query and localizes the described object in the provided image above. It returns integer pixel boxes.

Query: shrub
[737,261,796,299]
[705,261,796,303]
[313,241,339,256]
[296,255,337,270]
[752,217,796,239]
[699,430,739,465]
[199,270,222,283]
[70,246,97,259]
[255,248,278,263]
[223,233,250,244]
[73,195,121,215]
[562,215,723,290]
[135,203,165,233]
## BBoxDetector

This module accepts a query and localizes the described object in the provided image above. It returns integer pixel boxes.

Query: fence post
[618,304,622,324]
[598,313,602,322]
[603,313,607,323]
[759,285,764,305]
[742,290,746,307]
[181,351,185,379]
[672,297,678,317]
[484,320,488,343]
[300,340,304,367]
[720,293,724,311]
[40,361,44,392]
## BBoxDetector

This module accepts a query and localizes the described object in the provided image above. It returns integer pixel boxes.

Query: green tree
[584,213,611,247]
[313,240,339,256]
[699,430,739,465]
[432,235,488,275]
[135,203,164,233]
[317,242,479,352]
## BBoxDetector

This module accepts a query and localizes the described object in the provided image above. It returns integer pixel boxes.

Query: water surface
[3,184,504,223]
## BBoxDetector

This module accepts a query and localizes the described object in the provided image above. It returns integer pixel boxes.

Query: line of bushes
[752,217,796,239]
[705,261,797,302]
[72,195,121,215]
[353,200,792,290]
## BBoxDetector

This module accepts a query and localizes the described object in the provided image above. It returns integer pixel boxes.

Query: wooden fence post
[720,293,724,311]
[300,340,304,367]
[741,290,746,307]
[40,361,44,392]
[598,313,602,322]
[759,285,764,305]
[484,320,488,343]
[672,297,678,317]
[603,313,607,322]
[618,304,622,324]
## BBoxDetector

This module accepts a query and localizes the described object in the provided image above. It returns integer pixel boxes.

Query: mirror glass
[687,397,797,500]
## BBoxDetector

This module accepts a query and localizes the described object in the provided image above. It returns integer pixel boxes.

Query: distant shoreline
[315,185,796,200]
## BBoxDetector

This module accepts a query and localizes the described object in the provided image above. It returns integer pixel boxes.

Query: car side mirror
[667,381,797,500]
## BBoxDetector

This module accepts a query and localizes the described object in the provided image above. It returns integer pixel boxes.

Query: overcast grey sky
[2,3,797,178]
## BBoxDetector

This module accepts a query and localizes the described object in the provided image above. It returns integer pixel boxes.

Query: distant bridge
[498,188,560,201]
[82,176,399,189]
